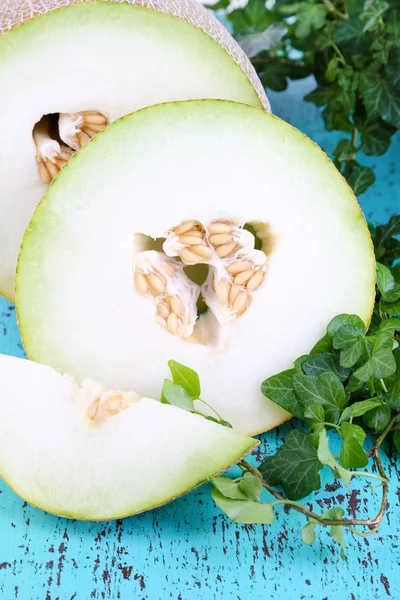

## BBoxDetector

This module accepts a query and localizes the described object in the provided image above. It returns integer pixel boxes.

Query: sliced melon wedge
[0,0,268,300]
[16,101,376,436]
[0,354,256,520]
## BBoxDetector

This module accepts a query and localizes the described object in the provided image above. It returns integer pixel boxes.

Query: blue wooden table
[1,78,399,600]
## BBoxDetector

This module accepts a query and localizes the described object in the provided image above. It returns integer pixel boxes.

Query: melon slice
[16,100,376,436]
[0,354,256,520]
[0,0,268,301]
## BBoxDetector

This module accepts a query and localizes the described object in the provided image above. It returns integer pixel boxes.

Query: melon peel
[0,0,269,300]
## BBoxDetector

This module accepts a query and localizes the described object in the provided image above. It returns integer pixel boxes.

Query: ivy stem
[380,379,388,393]
[322,0,348,20]
[197,398,224,421]
[240,413,398,531]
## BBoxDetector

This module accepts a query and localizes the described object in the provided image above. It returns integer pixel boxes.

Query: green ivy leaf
[238,472,263,502]
[301,352,351,382]
[356,117,395,156]
[295,1,328,38]
[340,436,368,469]
[327,314,366,336]
[340,398,383,423]
[237,23,287,58]
[260,431,322,500]
[362,404,392,431]
[376,263,400,302]
[371,215,400,266]
[301,522,316,545]
[340,422,367,446]
[360,73,400,128]
[362,0,390,33]
[322,507,347,560]
[346,163,376,196]
[292,372,346,424]
[317,430,352,488]
[161,379,195,411]
[354,335,397,381]
[261,368,304,418]
[211,489,274,524]
[209,476,248,500]
[168,360,201,399]
[392,430,400,452]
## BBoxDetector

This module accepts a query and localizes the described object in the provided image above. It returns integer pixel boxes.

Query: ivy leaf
[340,436,368,469]
[161,379,195,411]
[333,323,366,368]
[381,299,400,317]
[260,431,322,500]
[301,352,351,383]
[295,2,328,38]
[238,472,263,502]
[301,522,316,545]
[360,73,400,128]
[371,215,400,266]
[376,317,400,338]
[261,368,303,418]
[211,490,274,525]
[340,422,367,446]
[354,335,397,381]
[310,333,333,354]
[168,360,200,399]
[356,117,395,156]
[317,430,352,488]
[209,476,248,500]
[346,163,376,196]
[237,23,287,58]
[340,398,383,423]
[376,263,400,302]
[362,0,390,33]
[392,430,400,452]
[385,49,400,91]
[362,404,392,431]
[322,507,347,560]
[327,314,366,336]
[292,372,346,424]
[385,357,400,410]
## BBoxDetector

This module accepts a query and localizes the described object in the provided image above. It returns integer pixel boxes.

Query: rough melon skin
[16,100,376,436]
[0,0,269,301]
[0,0,268,109]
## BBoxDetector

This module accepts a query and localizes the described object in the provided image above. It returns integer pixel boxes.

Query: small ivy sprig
[207,0,400,196]
[164,214,399,559]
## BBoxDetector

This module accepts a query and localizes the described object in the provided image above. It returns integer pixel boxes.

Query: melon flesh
[0,0,268,300]
[16,101,376,436]
[0,354,256,520]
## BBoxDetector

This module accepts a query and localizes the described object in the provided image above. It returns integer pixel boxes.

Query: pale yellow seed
[83,113,107,125]
[229,283,241,305]
[148,273,166,295]
[184,229,204,238]
[46,160,59,180]
[208,222,233,235]
[38,162,52,184]
[174,220,198,236]
[162,265,176,277]
[167,312,179,334]
[81,126,97,138]
[170,295,184,317]
[227,260,252,275]
[157,303,170,319]
[77,131,90,147]
[104,395,123,415]
[54,159,67,170]
[179,235,206,245]
[211,274,216,293]
[217,279,230,305]
[191,244,213,259]
[247,270,265,291]
[237,293,252,317]
[156,316,167,329]
[209,233,234,246]
[184,335,205,344]
[82,121,106,131]
[216,242,237,258]
[234,268,254,286]
[135,271,148,295]
[87,397,101,421]
[233,291,249,314]
[178,248,201,264]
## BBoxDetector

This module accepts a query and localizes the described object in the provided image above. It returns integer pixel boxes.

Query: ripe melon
[0,0,268,300]
[0,354,256,520]
[16,100,376,435]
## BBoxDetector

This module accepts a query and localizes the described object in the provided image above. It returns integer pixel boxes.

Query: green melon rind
[0,0,269,111]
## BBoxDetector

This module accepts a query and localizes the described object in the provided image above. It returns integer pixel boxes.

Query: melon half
[0,354,256,519]
[16,101,376,435]
[0,0,268,301]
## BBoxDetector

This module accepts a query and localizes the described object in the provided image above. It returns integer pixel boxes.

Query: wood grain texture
[0,0,270,111]
[0,78,399,599]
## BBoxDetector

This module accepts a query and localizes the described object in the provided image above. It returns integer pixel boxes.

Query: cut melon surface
[0,354,256,520]
[0,0,268,300]
[16,101,376,436]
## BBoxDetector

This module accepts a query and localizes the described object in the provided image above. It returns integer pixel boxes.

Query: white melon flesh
[16,101,375,435]
[0,354,256,520]
[0,0,268,301]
